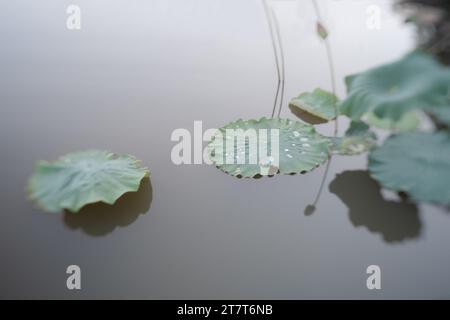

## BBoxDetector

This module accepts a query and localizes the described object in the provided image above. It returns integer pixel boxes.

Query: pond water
[1,0,449,299]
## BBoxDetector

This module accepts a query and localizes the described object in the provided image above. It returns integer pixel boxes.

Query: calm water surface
[0,0,449,299]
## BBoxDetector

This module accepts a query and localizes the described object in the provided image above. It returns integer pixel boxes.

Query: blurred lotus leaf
[365,111,420,132]
[330,121,377,156]
[340,51,450,121]
[368,132,450,205]
[429,105,450,127]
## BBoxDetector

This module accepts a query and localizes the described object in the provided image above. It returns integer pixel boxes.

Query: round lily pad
[208,117,330,178]
[28,150,150,213]
[368,132,450,205]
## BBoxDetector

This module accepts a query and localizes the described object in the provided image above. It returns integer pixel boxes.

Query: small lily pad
[28,150,150,213]
[208,118,330,178]
[368,132,450,205]
[289,88,338,124]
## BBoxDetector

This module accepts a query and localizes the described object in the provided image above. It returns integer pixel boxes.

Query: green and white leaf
[369,132,450,205]
[340,51,450,121]
[365,111,420,132]
[330,121,377,156]
[28,150,150,213]
[208,118,330,178]
[289,88,338,124]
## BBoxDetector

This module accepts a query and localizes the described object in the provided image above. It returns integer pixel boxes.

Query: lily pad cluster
[28,51,450,214]
[209,51,450,207]
[28,150,149,213]
[342,51,450,206]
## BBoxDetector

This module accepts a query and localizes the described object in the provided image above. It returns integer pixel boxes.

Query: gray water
[1,0,449,299]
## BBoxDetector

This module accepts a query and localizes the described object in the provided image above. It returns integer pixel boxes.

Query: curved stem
[312,0,339,135]
[270,8,286,118]
[325,39,338,135]
[309,0,339,211]
[263,0,283,118]
[271,80,281,118]
[311,156,332,208]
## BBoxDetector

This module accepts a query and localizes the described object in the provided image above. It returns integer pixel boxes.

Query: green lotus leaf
[330,121,377,156]
[289,88,338,124]
[368,132,450,205]
[429,106,450,127]
[345,121,370,136]
[28,150,150,213]
[330,135,377,156]
[366,111,420,132]
[208,117,330,178]
[340,51,450,121]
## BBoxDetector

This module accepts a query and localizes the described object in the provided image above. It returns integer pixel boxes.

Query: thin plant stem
[271,80,281,118]
[263,0,283,118]
[310,156,332,208]
[312,0,338,135]
[325,39,338,135]
[309,0,339,210]
[270,8,286,118]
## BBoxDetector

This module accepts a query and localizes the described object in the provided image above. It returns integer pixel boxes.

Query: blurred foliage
[211,2,450,207]
[399,0,450,64]
[369,132,450,206]
[340,51,450,122]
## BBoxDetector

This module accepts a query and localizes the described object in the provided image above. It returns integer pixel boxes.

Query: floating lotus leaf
[340,51,450,121]
[365,111,420,132]
[289,88,338,124]
[330,121,377,156]
[368,132,450,205]
[208,118,330,178]
[28,150,150,213]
